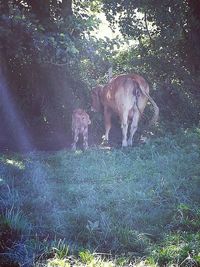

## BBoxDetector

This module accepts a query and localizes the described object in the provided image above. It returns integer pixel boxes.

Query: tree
[0,0,116,150]
[100,0,200,126]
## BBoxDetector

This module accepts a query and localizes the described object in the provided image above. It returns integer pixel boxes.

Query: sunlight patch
[6,159,25,169]
[75,150,83,155]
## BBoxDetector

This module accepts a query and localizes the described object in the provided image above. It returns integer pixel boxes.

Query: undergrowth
[0,128,200,266]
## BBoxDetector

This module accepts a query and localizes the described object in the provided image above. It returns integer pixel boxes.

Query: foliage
[0,128,199,265]
[0,207,30,234]
[147,232,200,266]
[101,0,200,126]
[79,250,95,264]
[1,0,200,152]
[0,1,121,151]
[1,1,200,266]
[1,1,95,64]
[102,0,200,75]
[52,240,69,260]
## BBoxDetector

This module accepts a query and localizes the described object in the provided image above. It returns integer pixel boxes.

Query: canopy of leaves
[0,0,199,151]
[101,0,200,126]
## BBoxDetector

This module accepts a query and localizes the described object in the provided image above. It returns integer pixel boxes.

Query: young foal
[71,108,91,150]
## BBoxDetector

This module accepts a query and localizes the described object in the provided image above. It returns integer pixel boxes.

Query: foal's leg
[83,128,89,150]
[72,129,79,150]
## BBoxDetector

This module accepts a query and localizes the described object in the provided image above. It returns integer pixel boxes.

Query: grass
[0,128,200,266]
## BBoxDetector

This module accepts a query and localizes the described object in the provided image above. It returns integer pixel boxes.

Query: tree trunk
[0,0,9,14]
[187,0,200,73]
[26,0,50,26]
[61,0,73,19]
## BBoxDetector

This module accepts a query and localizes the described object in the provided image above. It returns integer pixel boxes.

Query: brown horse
[91,74,159,147]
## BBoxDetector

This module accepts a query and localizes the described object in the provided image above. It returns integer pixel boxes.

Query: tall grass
[0,128,200,266]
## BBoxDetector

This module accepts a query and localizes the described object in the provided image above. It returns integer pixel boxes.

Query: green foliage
[101,0,200,127]
[79,250,95,264]
[114,227,151,253]
[1,1,200,265]
[52,239,69,260]
[0,1,98,65]
[1,0,199,148]
[0,207,30,234]
[147,233,200,266]
[0,1,124,147]
[0,129,199,265]
[47,258,70,267]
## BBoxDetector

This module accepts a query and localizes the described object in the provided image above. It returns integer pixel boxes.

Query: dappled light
[1,130,200,265]
[0,0,200,266]
[4,159,25,170]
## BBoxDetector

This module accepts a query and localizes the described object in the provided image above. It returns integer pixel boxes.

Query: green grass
[0,128,200,266]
